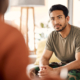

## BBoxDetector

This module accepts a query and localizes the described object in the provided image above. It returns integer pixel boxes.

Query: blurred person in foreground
[0,0,63,80]
[29,4,80,80]
[0,0,30,80]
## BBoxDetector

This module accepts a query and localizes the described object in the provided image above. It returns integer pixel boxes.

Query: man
[0,0,30,80]
[30,4,80,80]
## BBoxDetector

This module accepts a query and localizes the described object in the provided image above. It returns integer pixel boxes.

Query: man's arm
[60,52,80,70]
[59,33,80,72]
[54,52,80,73]
[39,49,53,68]
[38,52,80,79]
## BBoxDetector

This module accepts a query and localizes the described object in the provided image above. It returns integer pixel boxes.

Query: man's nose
[54,19,59,24]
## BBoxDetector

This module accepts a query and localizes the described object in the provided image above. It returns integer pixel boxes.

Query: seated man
[29,4,80,80]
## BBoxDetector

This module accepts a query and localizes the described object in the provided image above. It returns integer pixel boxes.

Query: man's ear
[66,16,70,22]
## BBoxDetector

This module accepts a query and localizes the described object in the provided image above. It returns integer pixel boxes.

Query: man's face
[50,10,69,32]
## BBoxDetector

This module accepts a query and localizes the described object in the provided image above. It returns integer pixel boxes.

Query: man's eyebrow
[50,17,54,18]
[57,15,63,17]
[50,15,63,18]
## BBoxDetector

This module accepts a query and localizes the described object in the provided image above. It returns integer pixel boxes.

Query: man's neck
[59,24,71,38]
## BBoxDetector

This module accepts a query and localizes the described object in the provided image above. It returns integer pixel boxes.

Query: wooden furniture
[20,7,36,54]
[10,0,44,54]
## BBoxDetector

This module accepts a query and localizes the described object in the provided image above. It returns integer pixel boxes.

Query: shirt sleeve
[75,33,80,53]
[45,32,54,52]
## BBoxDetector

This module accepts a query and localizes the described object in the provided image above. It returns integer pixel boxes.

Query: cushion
[34,39,61,65]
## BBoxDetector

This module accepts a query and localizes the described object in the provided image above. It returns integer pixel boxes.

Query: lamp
[11,0,44,6]
[10,0,45,54]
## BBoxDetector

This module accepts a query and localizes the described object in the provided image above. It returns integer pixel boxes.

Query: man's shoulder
[72,25,80,31]
[71,25,80,35]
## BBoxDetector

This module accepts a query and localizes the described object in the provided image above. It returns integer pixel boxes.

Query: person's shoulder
[0,20,25,46]
[71,25,80,34]
[0,20,26,55]
[72,25,80,31]
[0,20,23,39]
[71,25,80,38]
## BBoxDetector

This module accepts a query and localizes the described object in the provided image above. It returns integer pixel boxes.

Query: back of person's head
[0,0,8,15]
[49,4,69,17]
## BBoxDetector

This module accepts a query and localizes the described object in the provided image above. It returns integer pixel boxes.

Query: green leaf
[40,23,44,28]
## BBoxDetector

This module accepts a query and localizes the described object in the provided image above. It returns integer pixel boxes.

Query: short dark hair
[0,0,8,14]
[49,4,69,17]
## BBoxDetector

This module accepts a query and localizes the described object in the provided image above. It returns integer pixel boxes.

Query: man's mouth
[55,25,60,29]
[54,24,62,29]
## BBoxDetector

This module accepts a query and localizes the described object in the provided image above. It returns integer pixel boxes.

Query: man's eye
[59,17,62,19]
[51,18,54,20]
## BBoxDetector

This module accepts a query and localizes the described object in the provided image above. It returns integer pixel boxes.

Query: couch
[34,39,61,65]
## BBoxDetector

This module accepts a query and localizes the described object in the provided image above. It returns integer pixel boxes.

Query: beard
[54,24,67,32]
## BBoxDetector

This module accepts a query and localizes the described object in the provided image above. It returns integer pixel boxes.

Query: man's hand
[38,65,61,80]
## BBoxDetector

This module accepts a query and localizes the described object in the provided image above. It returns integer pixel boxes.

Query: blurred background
[4,0,80,57]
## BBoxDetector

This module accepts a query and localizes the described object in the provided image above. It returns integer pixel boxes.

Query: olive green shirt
[46,25,80,62]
